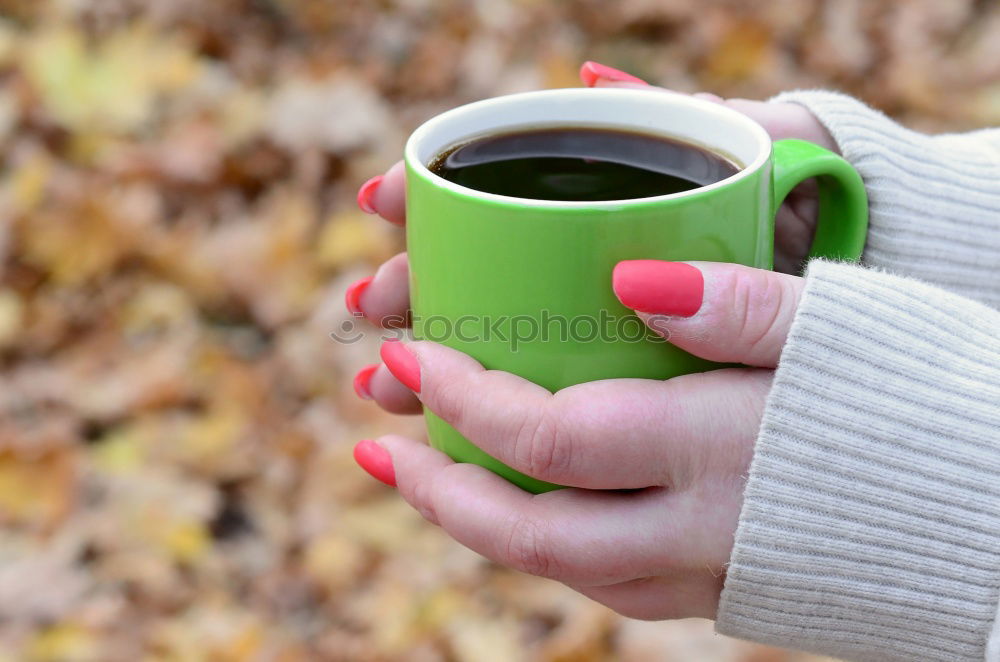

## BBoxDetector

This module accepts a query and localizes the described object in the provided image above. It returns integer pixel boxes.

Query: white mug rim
[404,88,772,209]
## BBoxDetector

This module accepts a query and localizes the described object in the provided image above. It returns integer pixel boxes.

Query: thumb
[612,260,805,368]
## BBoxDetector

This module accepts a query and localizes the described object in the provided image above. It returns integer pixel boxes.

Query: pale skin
[353,72,837,620]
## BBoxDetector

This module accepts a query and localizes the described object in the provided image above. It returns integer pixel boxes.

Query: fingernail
[344,276,373,316]
[612,260,704,317]
[353,439,396,487]
[380,339,421,393]
[357,175,384,214]
[579,61,647,87]
[353,364,379,400]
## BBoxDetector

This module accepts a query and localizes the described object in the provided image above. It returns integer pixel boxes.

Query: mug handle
[772,139,869,262]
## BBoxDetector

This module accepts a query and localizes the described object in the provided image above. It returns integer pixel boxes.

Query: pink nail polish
[353,439,396,487]
[380,339,421,393]
[612,260,704,317]
[357,175,384,214]
[353,364,379,400]
[344,276,373,316]
[579,61,648,87]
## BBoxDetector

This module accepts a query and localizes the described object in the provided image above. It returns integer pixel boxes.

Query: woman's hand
[354,261,807,619]
[348,63,819,618]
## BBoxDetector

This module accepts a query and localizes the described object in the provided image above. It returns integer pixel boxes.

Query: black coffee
[429,127,739,201]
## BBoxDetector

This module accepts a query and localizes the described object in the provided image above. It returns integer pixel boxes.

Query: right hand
[348,61,839,413]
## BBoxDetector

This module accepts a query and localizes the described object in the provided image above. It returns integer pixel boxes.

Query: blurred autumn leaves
[0,0,995,660]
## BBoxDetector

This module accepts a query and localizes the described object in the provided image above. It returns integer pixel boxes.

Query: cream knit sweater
[714,91,1000,662]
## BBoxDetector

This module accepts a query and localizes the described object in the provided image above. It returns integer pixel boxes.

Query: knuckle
[503,510,558,578]
[728,269,785,359]
[431,375,471,427]
[727,269,754,341]
[409,472,438,524]
[511,401,572,481]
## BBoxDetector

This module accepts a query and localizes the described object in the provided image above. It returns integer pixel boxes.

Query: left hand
[354,261,807,620]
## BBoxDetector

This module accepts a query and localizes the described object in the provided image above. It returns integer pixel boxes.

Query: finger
[579,61,648,87]
[570,573,722,621]
[613,261,805,368]
[773,193,818,275]
[379,340,767,488]
[353,252,410,327]
[589,76,719,106]
[380,433,679,585]
[357,363,422,414]
[361,435,453,522]
[579,62,837,154]
[358,160,406,226]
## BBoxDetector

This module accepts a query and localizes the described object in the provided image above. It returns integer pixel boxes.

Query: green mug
[404,88,867,493]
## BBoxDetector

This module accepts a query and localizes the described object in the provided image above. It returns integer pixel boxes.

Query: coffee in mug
[429,127,740,201]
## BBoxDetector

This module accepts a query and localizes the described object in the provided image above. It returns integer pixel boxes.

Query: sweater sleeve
[769,90,1000,310]
[714,259,1000,662]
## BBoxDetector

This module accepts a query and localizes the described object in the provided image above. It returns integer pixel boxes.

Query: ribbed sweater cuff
[715,259,1000,662]
[768,90,1000,309]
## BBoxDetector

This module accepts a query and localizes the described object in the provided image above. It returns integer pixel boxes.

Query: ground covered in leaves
[0,0,996,660]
